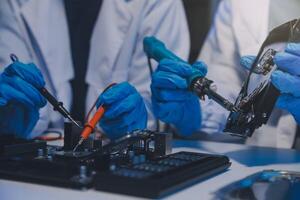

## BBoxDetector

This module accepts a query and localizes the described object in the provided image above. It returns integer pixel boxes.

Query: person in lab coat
[0,0,189,139]
[198,0,300,148]
[151,0,300,148]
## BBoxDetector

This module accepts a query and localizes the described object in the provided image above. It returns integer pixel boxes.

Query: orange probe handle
[81,106,106,140]
[80,83,116,140]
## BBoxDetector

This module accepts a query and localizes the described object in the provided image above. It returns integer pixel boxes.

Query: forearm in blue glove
[240,43,300,124]
[96,82,147,140]
[151,59,207,136]
[272,43,300,124]
[0,61,46,139]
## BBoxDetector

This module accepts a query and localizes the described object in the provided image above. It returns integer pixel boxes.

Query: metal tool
[224,19,300,137]
[73,104,105,152]
[143,37,239,112]
[10,54,82,128]
[73,83,116,152]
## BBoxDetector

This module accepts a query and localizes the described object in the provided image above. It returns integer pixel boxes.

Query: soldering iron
[10,54,82,128]
[143,37,239,112]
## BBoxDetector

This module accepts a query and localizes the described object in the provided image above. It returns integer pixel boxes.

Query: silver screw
[262,113,267,118]
[209,84,217,92]
[245,129,251,135]
[79,165,87,178]
[133,156,139,164]
[128,150,135,159]
[139,154,146,163]
[37,148,44,157]
[109,165,116,171]
[47,155,53,161]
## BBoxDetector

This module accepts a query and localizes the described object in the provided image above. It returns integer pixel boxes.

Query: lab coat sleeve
[0,0,50,137]
[199,0,246,134]
[127,0,190,130]
[0,0,33,66]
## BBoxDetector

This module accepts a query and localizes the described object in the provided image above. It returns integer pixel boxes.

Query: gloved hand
[273,43,300,124]
[0,61,47,139]
[151,59,207,136]
[96,82,147,140]
[240,43,300,124]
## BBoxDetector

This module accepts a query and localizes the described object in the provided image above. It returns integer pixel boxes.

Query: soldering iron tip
[73,138,84,152]
[69,118,82,129]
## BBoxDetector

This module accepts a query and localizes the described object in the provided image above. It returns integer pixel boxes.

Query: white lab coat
[0,0,190,138]
[199,0,297,148]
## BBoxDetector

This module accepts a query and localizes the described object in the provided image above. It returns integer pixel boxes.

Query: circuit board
[0,125,231,198]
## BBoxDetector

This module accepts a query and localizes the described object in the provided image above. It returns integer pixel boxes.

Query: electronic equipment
[143,19,300,139]
[224,19,300,137]
[0,124,231,198]
[215,170,300,200]
[95,151,230,198]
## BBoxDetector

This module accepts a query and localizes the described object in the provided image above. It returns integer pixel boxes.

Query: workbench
[0,140,299,200]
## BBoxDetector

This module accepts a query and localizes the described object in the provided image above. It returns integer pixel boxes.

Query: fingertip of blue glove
[271,70,300,97]
[271,70,287,90]
[271,69,282,78]
[97,82,137,106]
[158,59,194,77]
[159,58,187,68]
[100,101,147,141]
[275,94,289,110]
[240,55,256,70]
[103,92,142,118]
[159,58,183,66]
[276,94,300,124]
[4,62,45,88]
[273,52,285,63]
[27,63,46,88]
[192,61,208,76]
[158,59,208,89]
[40,97,47,108]
[286,43,300,56]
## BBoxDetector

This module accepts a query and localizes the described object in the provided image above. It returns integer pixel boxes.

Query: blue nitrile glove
[96,82,147,140]
[273,43,300,124]
[240,43,300,124]
[151,59,207,136]
[0,61,47,139]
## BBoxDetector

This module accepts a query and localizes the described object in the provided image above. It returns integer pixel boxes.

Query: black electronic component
[95,151,230,198]
[103,130,172,157]
[215,170,300,200]
[0,135,46,156]
[154,131,172,156]
[63,121,82,151]
[0,128,231,198]
[224,19,300,137]
[189,77,239,112]
[63,122,102,152]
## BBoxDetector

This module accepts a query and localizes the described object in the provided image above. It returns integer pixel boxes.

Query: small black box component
[64,122,82,150]
[0,135,46,156]
[0,129,231,198]
[154,132,172,156]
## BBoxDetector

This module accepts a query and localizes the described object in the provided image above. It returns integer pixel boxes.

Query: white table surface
[0,140,300,200]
